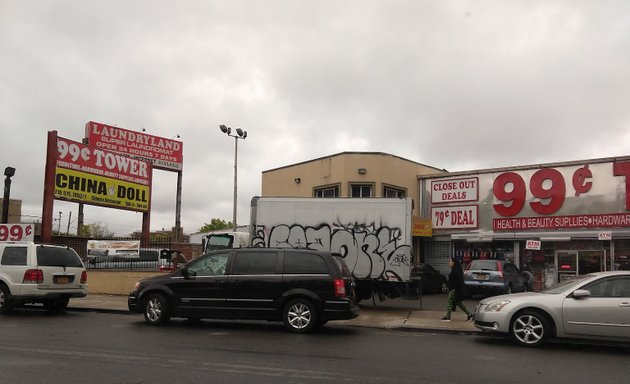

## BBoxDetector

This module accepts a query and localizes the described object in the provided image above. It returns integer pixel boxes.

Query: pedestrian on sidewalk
[441,258,473,322]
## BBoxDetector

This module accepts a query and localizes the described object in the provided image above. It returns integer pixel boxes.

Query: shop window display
[453,241,515,265]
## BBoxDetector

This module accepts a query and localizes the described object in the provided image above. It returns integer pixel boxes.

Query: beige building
[261,152,446,217]
[0,198,22,223]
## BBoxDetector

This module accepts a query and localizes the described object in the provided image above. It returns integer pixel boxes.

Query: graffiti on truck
[251,221,411,281]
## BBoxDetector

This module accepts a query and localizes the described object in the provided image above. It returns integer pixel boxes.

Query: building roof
[262,151,446,173]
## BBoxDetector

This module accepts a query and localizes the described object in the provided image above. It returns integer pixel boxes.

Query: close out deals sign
[55,136,152,212]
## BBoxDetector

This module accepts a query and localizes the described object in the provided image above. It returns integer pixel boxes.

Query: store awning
[450,229,630,242]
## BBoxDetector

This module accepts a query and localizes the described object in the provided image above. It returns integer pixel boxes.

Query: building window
[314,185,340,198]
[384,186,406,198]
[351,184,373,198]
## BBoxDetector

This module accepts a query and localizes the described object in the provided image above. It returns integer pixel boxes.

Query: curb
[68,306,481,335]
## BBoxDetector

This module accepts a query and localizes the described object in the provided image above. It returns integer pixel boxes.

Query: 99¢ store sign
[492,161,630,231]
[0,224,34,242]
[429,160,630,231]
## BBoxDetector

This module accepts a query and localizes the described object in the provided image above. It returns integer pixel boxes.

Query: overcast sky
[1,1,629,236]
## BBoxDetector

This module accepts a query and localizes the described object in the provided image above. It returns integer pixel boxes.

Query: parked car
[464,260,528,298]
[410,263,448,294]
[474,271,630,347]
[0,242,88,313]
[128,248,359,333]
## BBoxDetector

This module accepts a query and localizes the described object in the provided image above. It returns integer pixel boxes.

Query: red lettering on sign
[493,172,526,217]
[530,168,565,215]
[613,161,630,210]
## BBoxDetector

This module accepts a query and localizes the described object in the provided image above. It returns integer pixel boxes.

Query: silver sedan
[474,271,630,347]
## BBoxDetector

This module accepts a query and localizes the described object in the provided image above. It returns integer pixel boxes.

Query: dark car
[128,248,359,333]
[410,263,448,294]
[464,259,528,298]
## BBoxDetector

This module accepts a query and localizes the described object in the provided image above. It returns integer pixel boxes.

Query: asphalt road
[1,308,628,384]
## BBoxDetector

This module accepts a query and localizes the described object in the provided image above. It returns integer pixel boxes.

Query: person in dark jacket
[441,258,473,322]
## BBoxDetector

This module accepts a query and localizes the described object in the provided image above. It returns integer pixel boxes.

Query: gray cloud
[1,0,628,235]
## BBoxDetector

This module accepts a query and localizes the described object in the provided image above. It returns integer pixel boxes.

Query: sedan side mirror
[572,289,591,299]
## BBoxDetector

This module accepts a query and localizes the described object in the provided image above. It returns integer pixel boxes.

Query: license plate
[55,276,70,284]
[474,274,487,280]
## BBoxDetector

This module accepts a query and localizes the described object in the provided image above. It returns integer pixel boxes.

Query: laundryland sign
[85,121,183,171]
[55,167,150,212]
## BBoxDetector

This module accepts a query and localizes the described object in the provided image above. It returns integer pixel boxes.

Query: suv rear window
[468,260,500,271]
[37,246,84,268]
[283,251,329,274]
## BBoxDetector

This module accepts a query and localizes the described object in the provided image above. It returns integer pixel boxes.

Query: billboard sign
[55,136,151,212]
[85,121,183,171]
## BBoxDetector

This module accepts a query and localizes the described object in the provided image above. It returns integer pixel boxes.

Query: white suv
[0,242,88,313]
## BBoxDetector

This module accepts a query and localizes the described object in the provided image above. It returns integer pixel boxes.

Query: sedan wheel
[143,293,171,325]
[283,298,318,333]
[510,310,550,347]
[440,281,448,293]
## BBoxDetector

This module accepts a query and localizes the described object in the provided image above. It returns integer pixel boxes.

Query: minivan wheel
[143,293,171,325]
[510,310,550,347]
[283,298,318,333]
[0,284,13,314]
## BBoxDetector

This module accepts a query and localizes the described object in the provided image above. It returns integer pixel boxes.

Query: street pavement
[68,293,481,334]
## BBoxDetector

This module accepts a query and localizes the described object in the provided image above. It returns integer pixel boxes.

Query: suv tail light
[334,279,346,298]
[80,271,87,284]
[23,269,44,284]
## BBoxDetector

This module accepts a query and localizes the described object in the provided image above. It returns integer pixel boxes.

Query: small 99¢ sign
[0,224,34,242]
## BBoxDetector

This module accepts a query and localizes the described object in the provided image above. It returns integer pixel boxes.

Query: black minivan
[128,248,359,332]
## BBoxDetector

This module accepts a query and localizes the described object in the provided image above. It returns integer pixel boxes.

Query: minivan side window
[1,247,27,266]
[188,253,230,276]
[284,252,329,274]
[232,251,277,275]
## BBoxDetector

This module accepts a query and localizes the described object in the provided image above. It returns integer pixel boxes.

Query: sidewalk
[69,293,480,334]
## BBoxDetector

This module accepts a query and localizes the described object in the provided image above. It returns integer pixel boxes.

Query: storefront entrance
[557,250,605,282]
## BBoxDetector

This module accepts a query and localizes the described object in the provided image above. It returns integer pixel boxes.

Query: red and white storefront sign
[431,205,478,230]
[423,157,630,233]
[431,177,478,204]
[494,213,630,231]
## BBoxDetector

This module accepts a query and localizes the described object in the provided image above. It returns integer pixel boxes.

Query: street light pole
[219,125,247,232]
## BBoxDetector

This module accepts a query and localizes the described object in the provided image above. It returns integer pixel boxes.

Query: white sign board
[431,205,478,230]
[526,240,541,250]
[431,177,479,204]
[598,231,612,241]
[0,224,35,242]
